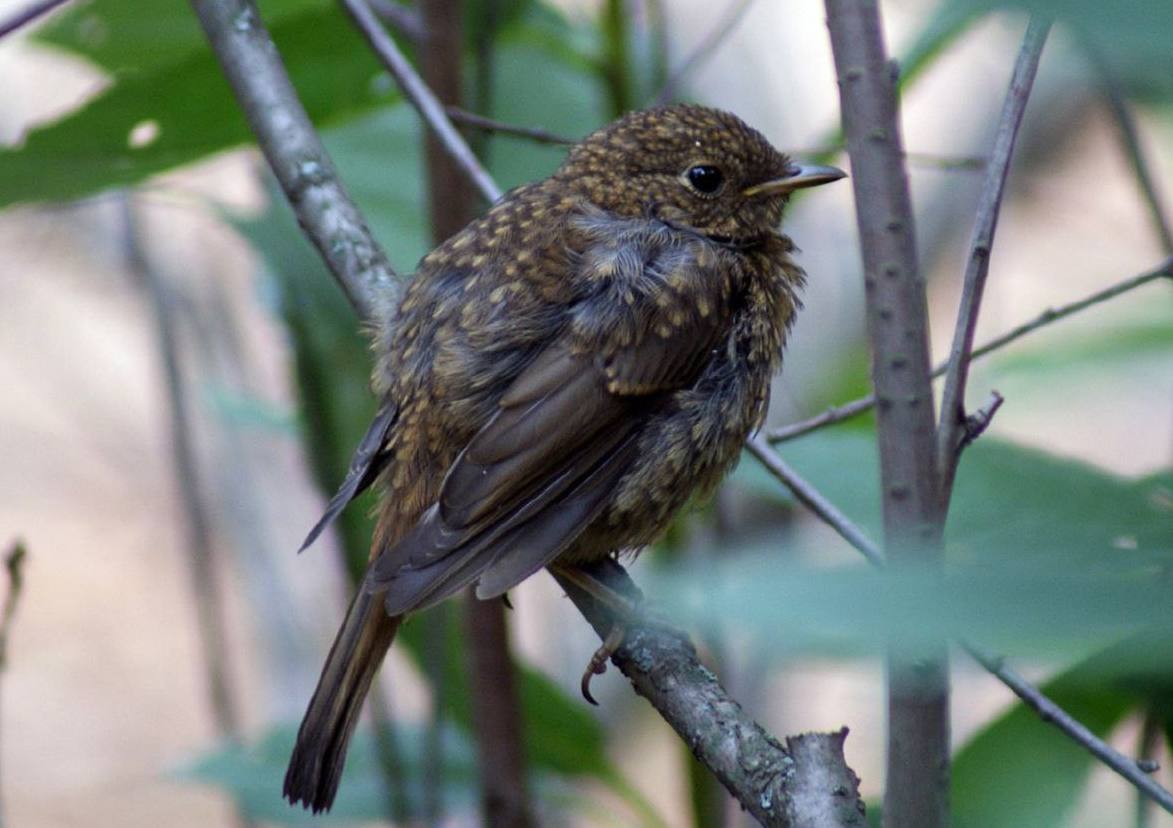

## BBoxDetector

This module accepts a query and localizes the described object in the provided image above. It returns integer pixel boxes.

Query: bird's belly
[563,360,769,562]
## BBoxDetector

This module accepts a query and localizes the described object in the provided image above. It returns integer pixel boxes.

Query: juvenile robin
[284,104,844,812]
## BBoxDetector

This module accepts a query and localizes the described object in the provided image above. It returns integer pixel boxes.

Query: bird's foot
[580,622,626,705]
[549,560,668,705]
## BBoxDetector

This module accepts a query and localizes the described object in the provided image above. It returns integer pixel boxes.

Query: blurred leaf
[936,0,1173,103]
[483,25,607,189]
[35,0,324,71]
[953,631,1173,827]
[989,308,1173,378]
[183,722,477,824]
[397,603,666,827]
[727,456,797,505]
[1,2,395,208]
[660,435,1173,658]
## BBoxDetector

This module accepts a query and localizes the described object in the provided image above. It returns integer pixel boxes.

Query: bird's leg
[548,561,645,705]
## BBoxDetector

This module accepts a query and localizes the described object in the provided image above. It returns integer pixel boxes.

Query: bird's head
[555,105,844,244]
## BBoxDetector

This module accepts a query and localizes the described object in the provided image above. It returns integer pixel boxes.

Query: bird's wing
[298,400,397,552]
[366,227,735,615]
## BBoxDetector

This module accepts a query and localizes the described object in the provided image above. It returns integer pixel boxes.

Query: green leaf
[182,722,478,824]
[35,0,326,72]
[953,633,1173,827]
[396,604,666,827]
[1,3,394,209]
[935,0,1173,103]
[668,435,1173,658]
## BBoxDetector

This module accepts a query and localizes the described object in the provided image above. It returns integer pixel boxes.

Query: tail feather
[284,590,400,813]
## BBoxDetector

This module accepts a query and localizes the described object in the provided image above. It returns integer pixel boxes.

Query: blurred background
[0,0,1170,825]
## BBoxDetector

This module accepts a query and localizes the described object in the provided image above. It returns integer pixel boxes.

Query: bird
[283,104,845,813]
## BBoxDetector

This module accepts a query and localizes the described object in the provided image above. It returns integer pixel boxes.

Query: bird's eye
[685,164,724,195]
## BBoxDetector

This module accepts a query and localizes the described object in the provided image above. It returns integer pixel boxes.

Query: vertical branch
[937,17,1050,495]
[601,0,633,116]
[419,0,477,235]
[123,199,243,741]
[823,3,948,827]
[0,540,28,828]
[415,1,533,824]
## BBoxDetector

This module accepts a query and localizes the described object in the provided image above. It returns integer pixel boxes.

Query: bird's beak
[742,163,847,198]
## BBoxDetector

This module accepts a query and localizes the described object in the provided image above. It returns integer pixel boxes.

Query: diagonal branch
[445,106,574,146]
[193,0,865,821]
[746,436,1173,817]
[650,0,756,106]
[0,0,70,39]
[338,0,502,203]
[767,258,1173,443]
[937,17,1050,498]
[1085,44,1173,255]
[190,0,397,319]
[551,560,866,828]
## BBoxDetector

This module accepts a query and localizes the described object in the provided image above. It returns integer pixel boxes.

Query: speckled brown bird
[283,104,844,812]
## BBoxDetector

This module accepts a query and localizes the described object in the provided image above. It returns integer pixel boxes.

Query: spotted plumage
[285,104,844,813]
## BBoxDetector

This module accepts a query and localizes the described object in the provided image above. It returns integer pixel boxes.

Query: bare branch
[745,436,884,566]
[0,0,70,39]
[823,3,948,823]
[767,258,1173,443]
[445,106,574,145]
[368,0,424,42]
[747,435,1173,818]
[339,0,503,203]
[958,390,1003,451]
[551,559,866,828]
[1086,45,1173,254]
[937,17,1050,497]
[123,198,244,740]
[0,539,27,828]
[963,641,1173,816]
[0,540,26,672]
[651,0,756,106]
[190,0,395,318]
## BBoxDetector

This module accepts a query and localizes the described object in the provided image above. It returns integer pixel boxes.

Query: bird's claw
[580,623,627,705]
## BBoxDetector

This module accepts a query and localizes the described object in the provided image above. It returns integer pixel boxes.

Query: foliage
[4,0,1172,824]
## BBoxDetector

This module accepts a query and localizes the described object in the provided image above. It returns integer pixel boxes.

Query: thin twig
[745,436,884,566]
[445,106,574,145]
[650,0,756,106]
[338,0,502,203]
[0,540,26,828]
[937,17,1050,498]
[0,542,25,674]
[963,641,1173,816]
[1135,707,1163,828]
[1085,44,1173,255]
[0,0,70,39]
[190,0,396,319]
[747,436,1173,818]
[823,3,948,824]
[767,259,1173,443]
[367,0,424,42]
[958,390,1003,450]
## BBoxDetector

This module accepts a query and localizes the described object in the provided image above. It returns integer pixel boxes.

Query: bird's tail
[283,589,400,813]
